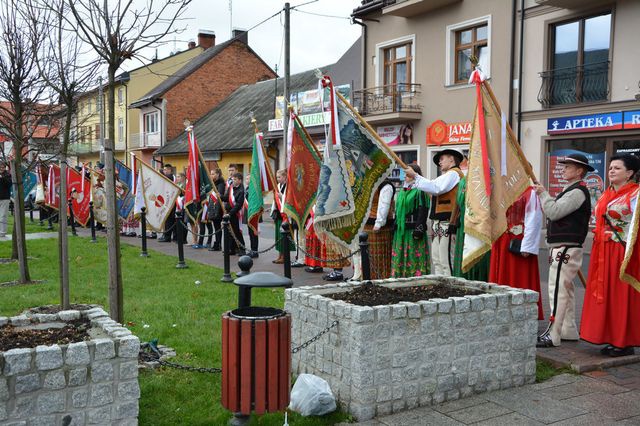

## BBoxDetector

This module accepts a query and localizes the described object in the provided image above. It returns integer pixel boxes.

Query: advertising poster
[548,149,606,225]
[377,123,413,146]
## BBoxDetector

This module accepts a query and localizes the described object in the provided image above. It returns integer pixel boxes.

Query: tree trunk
[105,66,123,323]
[10,154,30,283]
[59,112,73,309]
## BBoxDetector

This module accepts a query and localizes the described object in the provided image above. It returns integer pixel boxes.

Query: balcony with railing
[352,83,422,125]
[537,61,610,108]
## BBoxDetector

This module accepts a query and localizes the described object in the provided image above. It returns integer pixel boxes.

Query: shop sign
[623,110,640,129]
[268,111,331,132]
[548,149,606,225]
[377,124,413,146]
[427,120,472,146]
[547,112,623,134]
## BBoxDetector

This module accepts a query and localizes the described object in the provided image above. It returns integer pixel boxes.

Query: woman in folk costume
[488,185,544,319]
[581,154,640,357]
[304,208,324,273]
[391,164,430,278]
[451,175,490,281]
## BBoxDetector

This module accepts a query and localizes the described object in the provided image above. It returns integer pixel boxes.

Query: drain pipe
[508,0,517,125]
[352,18,367,90]
[516,0,525,144]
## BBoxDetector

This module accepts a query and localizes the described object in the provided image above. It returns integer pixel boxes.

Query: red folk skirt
[489,233,544,320]
[305,226,324,268]
[580,239,640,348]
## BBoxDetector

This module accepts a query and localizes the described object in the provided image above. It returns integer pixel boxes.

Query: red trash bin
[221,306,291,416]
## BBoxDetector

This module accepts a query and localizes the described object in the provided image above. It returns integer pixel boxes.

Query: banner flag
[22,167,37,202]
[131,155,145,217]
[313,76,395,248]
[67,167,91,226]
[621,202,640,292]
[115,160,135,220]
[462,73,530,271]
[45,164,60,210]
[139,160,181,232]
[283,112,322,229]
[90,170,108,225]
[184,129,213,222]
[247,132,274,234]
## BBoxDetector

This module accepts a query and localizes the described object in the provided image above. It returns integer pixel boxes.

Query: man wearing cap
[405,149,464,275]
[534,153,593,348]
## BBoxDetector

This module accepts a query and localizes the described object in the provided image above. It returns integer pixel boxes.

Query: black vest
[546,181,591,246]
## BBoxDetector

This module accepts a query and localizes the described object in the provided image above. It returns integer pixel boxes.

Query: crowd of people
[15,148,637,358]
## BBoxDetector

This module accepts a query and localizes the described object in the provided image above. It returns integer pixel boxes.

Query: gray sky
[137,0,362,76]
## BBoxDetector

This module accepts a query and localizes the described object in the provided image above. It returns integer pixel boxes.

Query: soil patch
[0,279,45,288]
[327,283,484,306]
[0,318,91,352]
[27,304,95,315]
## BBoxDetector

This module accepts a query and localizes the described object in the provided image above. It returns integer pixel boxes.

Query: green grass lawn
[6,212,55,234]
[0,237,352,425]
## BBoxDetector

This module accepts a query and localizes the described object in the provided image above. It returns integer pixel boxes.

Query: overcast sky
[131,0,362,76]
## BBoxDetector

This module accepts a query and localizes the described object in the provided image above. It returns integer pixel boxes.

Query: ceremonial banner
[22,168,37,202]
[90,170,108,225]
[283,112,322,229]
[139,161,181,231]
[115,160,135,220]
[67,167,91,226]
[44,164,60,210]
[184,129,213,222]
[314,78,395,248]
[247,132,275,234]
[462,74,530,271]
[621,202,640,292]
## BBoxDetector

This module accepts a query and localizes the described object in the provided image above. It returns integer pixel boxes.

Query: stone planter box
[285,276,539,421]
[0,307,140,425]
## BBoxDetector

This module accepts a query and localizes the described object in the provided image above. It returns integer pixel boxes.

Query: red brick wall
[164,42,275,141]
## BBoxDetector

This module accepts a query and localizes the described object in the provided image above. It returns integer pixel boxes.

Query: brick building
[129,30,276,167]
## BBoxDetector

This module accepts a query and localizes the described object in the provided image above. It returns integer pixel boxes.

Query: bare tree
[0,0,53,283]
[27,0,100,309]
[61,0,191,322]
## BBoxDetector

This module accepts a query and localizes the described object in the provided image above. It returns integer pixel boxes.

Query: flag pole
[251,118,279,198]
[334,90,408,169]
[480,79,539,185]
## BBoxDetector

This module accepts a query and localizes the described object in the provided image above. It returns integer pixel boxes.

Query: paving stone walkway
[338,369,640,425]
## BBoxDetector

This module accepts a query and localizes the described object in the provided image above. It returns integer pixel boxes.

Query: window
[144,112,159,134]
[383,43,412,92]
[546,12,611,105]
[118,88,124,105]
[454,24,488,83]
[118,117,124,142]
[87,99,92,114]
[446,16,491,87]
[94,124,101,140]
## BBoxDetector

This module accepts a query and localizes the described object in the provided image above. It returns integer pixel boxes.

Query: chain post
[281,221,292,279]
[68,198,77,236]
[359,232,371,281]
[221,214,233,282]
[140,207,149,257]
[175,210,187,269]
[89,201,97,243]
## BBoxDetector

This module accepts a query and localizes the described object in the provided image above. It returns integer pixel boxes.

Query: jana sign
[547,112,623,134]
[427,120,472,146]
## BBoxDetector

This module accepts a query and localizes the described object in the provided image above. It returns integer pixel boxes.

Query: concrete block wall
[285,276,539,421]
[0,307,140,425]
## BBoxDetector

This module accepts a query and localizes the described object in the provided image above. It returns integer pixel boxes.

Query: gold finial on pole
[249,111,259,133]
[183,119,192,133]
[469,55,479,68]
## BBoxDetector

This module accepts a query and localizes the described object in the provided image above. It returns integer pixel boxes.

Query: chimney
[188,40,196,49]
[197,30,216,49]
[232,28,248,44]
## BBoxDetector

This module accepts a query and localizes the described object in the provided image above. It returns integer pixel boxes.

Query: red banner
[67,167,91,226]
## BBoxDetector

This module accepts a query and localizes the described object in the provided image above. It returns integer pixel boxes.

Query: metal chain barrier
[138,320,340,374]
[178,220,222,238]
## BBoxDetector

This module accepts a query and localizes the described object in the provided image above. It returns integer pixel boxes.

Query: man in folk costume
[224,171,246,256]
[352,178,395,280]
[244,174,259,258]
[489,184,544,319]
[405,149,464,275]
[534,153,593,348]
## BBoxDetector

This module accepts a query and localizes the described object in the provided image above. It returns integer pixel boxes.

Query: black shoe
[127,232,137,237]
[305,266,323,273]
[210,245,221,251]
[609,346,634,357]
[291,260,304,268]
[150,233,158,239]
[323,271,344,282]
[249,251,259,258]
[536,334,557,348]
[157,237,170,242]
[600,345,614,356]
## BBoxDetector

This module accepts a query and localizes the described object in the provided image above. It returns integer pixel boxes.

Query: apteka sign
[547,112,623,134]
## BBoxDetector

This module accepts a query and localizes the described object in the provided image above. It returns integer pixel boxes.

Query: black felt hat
[558,153,594,172]
[433,149,464,166]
